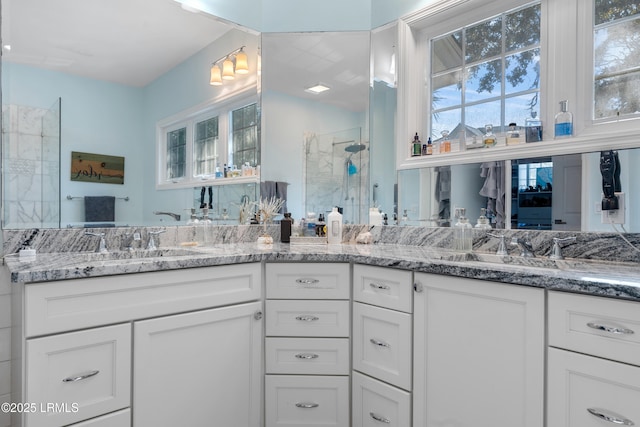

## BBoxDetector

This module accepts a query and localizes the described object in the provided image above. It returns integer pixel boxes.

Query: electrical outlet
[601,192,625,225]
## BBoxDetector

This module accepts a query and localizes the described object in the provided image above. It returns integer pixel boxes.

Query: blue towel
[84,196,115,222]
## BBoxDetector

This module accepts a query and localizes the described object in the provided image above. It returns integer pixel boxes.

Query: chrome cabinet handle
[370,282,391,290]
[370,412,391,423]
[370,338,391,348]
[295,353,319,359]
[295,402,319,409]
[62,370,99,383]
[587,322,635,335]
[295,315,319,322]
[587,408,635,425]
[296,278,320,285]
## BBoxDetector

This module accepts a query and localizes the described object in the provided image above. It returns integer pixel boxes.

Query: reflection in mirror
[190,183,258,224]
[397,148,639,232]
[1,0,259,229]
[261,31,370,222]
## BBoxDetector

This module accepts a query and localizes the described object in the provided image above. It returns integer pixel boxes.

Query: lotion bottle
[327,207,343,244]
[454,208,473,252]
[369,207,383,226]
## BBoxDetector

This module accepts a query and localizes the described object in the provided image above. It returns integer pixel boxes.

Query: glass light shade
[209,64,222,86]
[235,50,249,74]
[222,58,235,80]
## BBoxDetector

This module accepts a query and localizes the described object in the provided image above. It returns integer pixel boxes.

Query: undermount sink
[79,247,206,262]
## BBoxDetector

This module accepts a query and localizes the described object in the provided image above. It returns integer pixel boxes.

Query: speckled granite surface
[4,240,640,302]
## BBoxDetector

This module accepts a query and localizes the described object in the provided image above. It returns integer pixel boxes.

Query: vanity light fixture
[209,46,249,86]
[305,83,331,94]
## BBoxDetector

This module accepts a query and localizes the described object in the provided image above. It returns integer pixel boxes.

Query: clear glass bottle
[525,112,543,142]
[554,100,573,138]
[482,124,497,148]
[440,130,451,153]
[454,208,473,252]
[506,122,522,146]
[474,208,492,229]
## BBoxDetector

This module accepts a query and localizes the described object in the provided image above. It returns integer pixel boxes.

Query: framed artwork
[71,151,125,184]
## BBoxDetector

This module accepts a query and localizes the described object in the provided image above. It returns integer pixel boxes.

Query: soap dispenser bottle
[327,207,343,245]
[474,208,492,230]
[454,208,473,252]
[369,207,383,226]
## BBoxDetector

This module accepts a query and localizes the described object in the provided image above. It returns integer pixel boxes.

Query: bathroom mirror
[261,31,371,222]
[1,0,260,229]
[397,147,640,232]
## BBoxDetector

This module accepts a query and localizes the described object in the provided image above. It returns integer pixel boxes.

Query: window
[157,95,259,189]
[593,0,640,120]
[429,3,541,140]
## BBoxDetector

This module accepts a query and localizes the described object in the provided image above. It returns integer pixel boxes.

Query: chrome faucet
[487,233,509,256]
[84,232,108,253]
[147,229,166,250]
[153,211,181,221]
[550,236,576,260]
[511,234,535,258]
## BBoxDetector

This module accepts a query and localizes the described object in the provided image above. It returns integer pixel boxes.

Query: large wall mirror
[1,0,260,229]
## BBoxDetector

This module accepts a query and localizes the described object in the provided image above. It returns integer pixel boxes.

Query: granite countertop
[4,243,640,302]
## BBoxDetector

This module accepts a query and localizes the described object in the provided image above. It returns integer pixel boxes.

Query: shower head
[344,143,366,153]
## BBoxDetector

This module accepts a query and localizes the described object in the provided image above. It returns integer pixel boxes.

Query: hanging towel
[84,196,115,222]
[435,166,451,224]
[479,161,506,228]
[260,181,277,201]
[275,181,288,214]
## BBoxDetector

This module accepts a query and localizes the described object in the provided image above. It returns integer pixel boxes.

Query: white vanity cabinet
[547,291,640,427]
[264,263,351,427]
[12,263,262,427]
[412,273,545,427]
[352,265,413,427]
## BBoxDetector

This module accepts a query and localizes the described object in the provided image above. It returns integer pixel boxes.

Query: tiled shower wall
[2,104,60,229]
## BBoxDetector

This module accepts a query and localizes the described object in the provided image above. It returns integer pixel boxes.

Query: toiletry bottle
[525,112,543,142]
[440,130,451,153]
[482,124,496,148]
[425,137,433,155]
[454,208,473,252]
[554,100,573,138]
[280,213,292,243]
[327,207,343,244]
[411,132,422,157]
[474,208,492,229]
[369,207,383,226]
[506,122,522,146]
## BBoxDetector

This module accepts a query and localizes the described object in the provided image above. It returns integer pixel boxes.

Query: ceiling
[1,0,232,87]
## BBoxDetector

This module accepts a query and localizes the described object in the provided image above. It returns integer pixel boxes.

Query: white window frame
[155,87,258,190]
[396,0,640,170]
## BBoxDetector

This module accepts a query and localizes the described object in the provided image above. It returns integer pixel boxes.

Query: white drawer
[25,324,131,427]
[352,371,411,427]
[69,409,130,426]
[266,337,349,375]
[266,263,350,299]
[548,347,640,427]
[353,302,412,391]
[266,300,350,337]
[265,375,349,427]
[353,265,413,313]
[548,291,640,366]
[24,263,261,336]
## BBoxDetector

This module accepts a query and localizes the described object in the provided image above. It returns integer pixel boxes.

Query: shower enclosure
[2,98,61,229]
[304,127,369,224]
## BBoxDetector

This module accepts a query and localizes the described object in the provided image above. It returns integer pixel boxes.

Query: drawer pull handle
[296,278,320,285]
[62,370,100,383]
[370,338,391,348]
[370,412,391,423]
[295,353,319,360]
[587,322,635,335]
[295,402,319,409]
[587,408,634,425]
[370,282,391,290]
[296,315,319,322]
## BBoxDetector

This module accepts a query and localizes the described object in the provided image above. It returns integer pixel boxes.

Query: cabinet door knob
[295,315,319,322]
[587,322,634,335]
[254,311,263,320]
[370,282,391,290]
[370,338,391,348]
[62,370,100,383]
[295,278,320,285]
[370,412,391,423]
[414,282,424,293]
[295,402,319,409]
[587,408,634,425]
